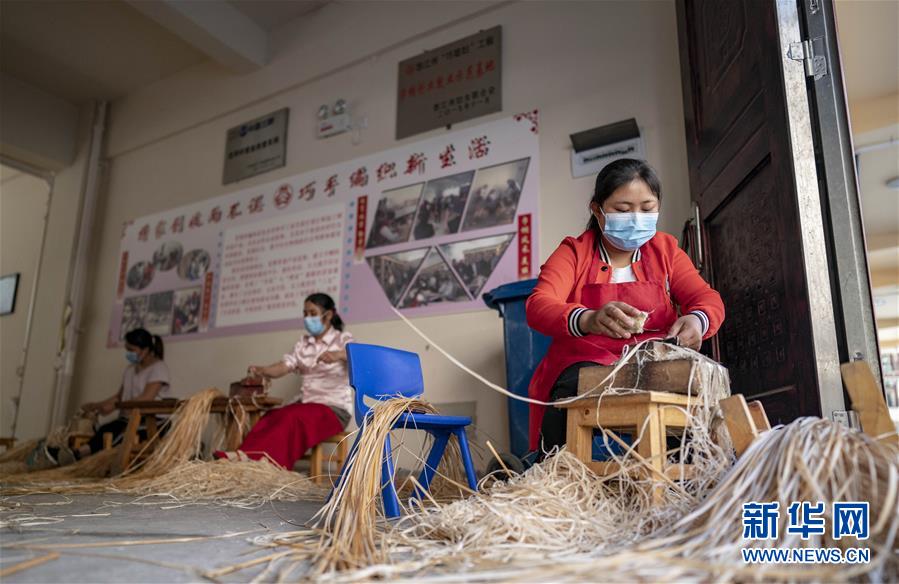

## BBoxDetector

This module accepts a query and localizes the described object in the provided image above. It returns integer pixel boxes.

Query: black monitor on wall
[0,273,20,316]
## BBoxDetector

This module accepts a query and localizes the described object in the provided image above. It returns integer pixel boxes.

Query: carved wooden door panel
[676,0,842,423]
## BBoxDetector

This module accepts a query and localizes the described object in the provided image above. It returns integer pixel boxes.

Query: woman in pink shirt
[216,293,353,468]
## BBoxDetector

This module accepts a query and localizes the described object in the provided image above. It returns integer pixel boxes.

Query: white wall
[0,168,49,435]
[0,104,94,439]
[72,0,691,455]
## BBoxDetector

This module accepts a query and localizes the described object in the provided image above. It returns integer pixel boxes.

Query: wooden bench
[114,396,283,472]
[113,399,181,473]
[209,396,283,450]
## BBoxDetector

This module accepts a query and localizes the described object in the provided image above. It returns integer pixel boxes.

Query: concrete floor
[0,494,323,582]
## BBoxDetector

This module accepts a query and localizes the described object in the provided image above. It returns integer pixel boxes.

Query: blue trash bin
[483,279,551,458]
[484,280,631,462]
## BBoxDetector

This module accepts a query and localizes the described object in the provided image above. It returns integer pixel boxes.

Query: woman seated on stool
[215,292,353,469]
[526,159,725,456]
[29,328,171,468]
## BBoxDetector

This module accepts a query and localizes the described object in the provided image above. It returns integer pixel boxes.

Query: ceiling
[228,0,330,31]
[0,0,207,103]
[0,0,331,105]
[834,0,899,103]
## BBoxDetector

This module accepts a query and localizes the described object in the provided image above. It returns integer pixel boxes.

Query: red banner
[201,271,214,328]
[117,252,129,299]
[354,195,368,260]
[517,213,532,279]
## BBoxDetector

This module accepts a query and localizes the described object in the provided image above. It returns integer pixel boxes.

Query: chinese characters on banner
[108,112,539,346]
[396,26,502,139]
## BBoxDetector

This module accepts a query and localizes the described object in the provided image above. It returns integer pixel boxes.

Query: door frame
[772,0,845,419]
[796,0,883,387]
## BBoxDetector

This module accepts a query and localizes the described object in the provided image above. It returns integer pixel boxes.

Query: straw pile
[0,389,326,507]
[235,414,896,582]
[311,397,469,574]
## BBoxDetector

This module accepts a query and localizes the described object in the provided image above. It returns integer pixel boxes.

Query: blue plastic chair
[336,343,478,518]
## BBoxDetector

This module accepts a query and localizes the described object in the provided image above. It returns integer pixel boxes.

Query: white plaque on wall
[223,108,289,185]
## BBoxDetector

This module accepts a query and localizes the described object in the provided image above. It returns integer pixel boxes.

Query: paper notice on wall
[216,205,344,327]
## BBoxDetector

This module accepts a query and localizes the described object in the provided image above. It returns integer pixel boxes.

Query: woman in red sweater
[526,159,725,453]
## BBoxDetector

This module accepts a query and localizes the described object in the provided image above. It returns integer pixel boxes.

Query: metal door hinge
[788,38,827,80]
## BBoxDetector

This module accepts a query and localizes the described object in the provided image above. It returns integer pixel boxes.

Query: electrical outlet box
[317,113,351,138]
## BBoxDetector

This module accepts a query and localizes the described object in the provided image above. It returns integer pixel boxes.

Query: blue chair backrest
[346,343,424,425]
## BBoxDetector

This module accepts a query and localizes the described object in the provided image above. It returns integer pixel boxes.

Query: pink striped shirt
[282,327,354,416]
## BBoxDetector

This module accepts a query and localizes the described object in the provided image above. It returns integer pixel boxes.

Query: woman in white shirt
[215,293,353,469]
[29,328,171,468]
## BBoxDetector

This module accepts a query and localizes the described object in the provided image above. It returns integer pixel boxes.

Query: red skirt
[235,402,344,468]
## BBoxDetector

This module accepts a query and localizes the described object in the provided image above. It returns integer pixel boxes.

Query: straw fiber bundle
[243,415,896,583]
[311,397,447,573]
[1,389,324,508]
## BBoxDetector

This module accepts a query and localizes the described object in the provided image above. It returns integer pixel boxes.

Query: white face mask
[600,211,659,250]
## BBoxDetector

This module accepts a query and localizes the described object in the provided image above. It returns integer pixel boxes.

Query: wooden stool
[719,394,771,456]
[561,391,696,483]
[308,432,350,485]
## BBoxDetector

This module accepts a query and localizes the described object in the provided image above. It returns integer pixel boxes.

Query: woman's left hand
[317,351,344,364]
[666,315,704,350]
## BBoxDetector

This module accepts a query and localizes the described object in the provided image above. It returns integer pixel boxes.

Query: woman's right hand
[247,365,266,379]
[579,302,644,339]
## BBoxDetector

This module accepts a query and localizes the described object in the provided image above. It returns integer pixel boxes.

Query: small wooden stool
[719,394,772,456]
[561,391,696,482]
[308,432,350,485]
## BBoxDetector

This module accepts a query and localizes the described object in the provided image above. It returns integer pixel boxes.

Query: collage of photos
[440,233,514,297]
[120,286,203,339]
[461,158,528,231]
[365,248,429,306]
[366,183,423,248]
[400,248,469,308]
[367,233,515,309]
[365,157,530,250]
[122,239,211,338]
[126,241,211,292]
[364,157,528,310]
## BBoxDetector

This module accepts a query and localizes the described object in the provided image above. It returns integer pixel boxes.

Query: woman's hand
[667,315,704,350]
[579,302,644,339]
[247,365,268,379]
[317,350,345,364]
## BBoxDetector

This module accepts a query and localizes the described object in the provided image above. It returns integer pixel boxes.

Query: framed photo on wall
[0,273,20,316]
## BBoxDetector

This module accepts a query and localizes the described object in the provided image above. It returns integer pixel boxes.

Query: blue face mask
[125,351,140,364]
[304,316,325,336]
[600,211,659,250]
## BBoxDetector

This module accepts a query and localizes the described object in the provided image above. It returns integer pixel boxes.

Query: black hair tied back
[124,328,164,359]
[587,158,662,230]
[305,292,344,331]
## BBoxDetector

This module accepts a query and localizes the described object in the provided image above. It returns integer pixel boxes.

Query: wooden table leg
[114,409,142,474]
[146,416,158,441]
[225,407,247,451]
[310,445,323,484]
[566,406,594,465]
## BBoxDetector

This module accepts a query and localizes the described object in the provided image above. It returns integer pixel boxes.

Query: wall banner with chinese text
[109,111,539,346]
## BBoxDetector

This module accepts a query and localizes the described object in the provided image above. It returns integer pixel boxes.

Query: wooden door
[676,0,843,423]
